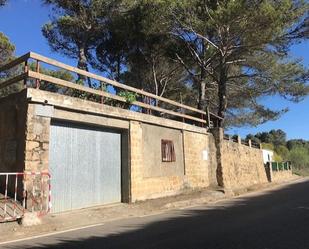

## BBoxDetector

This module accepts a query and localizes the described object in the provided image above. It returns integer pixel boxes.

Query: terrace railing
[0,52,222,127]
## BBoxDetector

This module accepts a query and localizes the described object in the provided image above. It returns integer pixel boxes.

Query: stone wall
[24,104,51,173]
[24,104,51,211]
[271,170,293,182]
[220,137,268,190]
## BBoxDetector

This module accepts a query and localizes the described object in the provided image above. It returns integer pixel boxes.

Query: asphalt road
[2,179,309,249]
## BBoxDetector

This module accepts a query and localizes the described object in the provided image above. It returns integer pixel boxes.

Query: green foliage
[249,129,309,176]
[245,134,261,144]
[288,146,309,170]
[261,143,275,151]
[165,0,309,126]
[118,91,137,104]
[275,145,290,161]
[0,32,15,66]
[0,32,22,97]
[255,130,287,147]
[287,139,309,151]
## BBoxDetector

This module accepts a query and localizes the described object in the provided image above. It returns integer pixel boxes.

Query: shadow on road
[7,179,309,249]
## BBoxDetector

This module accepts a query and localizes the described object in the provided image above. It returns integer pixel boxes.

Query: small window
[161,140,176,162]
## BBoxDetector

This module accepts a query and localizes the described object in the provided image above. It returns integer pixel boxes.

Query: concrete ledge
[26,88,208,134]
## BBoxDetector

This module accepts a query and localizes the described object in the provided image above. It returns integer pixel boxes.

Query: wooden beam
[28,71,207,124]
[0,73,28,90]
[29,52,209,116]
[0,53,30,72]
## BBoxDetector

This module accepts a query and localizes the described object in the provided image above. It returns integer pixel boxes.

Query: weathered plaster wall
[220,139,268,190]
[142,123,184,178]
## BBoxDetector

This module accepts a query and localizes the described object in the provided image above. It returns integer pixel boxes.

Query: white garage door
[49,121,121,213]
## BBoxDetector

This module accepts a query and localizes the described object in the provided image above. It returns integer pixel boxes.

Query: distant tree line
[246,129,309,175]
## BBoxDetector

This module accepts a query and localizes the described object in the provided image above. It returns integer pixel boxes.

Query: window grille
[161,140,176,162]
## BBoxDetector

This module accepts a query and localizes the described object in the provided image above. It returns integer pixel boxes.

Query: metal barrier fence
[0,172,51,222]
[271,162,291,171]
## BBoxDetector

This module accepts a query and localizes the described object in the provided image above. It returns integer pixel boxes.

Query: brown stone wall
[220,139,268,190]
[23,104,51,211]
[24,104,50,173]
[271,169,293,183]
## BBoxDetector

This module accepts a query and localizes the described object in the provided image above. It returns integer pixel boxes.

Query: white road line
[0,222,105,246]
[1,178,306,246]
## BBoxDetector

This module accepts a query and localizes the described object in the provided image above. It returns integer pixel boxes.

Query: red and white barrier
[0,172,51,222]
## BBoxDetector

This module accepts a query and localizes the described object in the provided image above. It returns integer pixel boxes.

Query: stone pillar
[24,104,51,211]
[237,135,241,144]
[129,121,144,202]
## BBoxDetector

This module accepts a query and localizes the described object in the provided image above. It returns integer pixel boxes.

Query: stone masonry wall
[24,104,51,211]
[220,138,268,190]
[271,169,293,183]
[24,104,50,173]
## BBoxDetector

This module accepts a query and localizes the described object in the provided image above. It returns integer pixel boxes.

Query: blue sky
[1,0,308,140]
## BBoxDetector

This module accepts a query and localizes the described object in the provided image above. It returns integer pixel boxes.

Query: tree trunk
[198,40,208,111]
[198,80,207,110]
[77,46,91,87]
[217,62,228,127]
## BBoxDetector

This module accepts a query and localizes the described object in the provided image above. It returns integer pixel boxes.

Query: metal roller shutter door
[49,121,121,213]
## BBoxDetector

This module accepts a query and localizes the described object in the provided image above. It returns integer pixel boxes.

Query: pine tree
[169,0,309,127]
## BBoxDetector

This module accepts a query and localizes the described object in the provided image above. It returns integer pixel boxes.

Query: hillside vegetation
[246,130,309,175]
